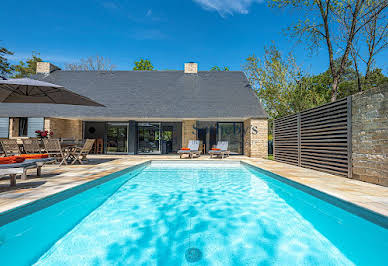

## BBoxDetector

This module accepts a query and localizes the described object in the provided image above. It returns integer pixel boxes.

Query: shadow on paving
[77,158,117,165]
[0,181,47,193]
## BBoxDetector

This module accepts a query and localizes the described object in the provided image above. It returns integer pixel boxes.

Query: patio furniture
[209,141,230,159]
[178,140,201,159]
[94,138,103,154]
[0,157,55,186]
[22,139,42,154]
[0,139,21,156]
[43,139,67,166]
[0,140,5,157]
[69,139,95,165]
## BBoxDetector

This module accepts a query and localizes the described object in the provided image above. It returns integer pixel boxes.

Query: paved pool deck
[0,155,387,218]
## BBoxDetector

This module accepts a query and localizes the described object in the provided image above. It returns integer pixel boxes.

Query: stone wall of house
[244,118,268,158]
[8,118,20,139]
[45,118,83,140]
[352,85,388,187]
[181,120,196,147]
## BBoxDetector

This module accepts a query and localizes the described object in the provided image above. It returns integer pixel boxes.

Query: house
[0,62,268,157]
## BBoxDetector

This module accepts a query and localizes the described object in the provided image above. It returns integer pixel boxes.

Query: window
[217,122,243,154]
[18,118,28,137]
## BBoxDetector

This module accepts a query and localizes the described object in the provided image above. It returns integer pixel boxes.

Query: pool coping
[241,161,388,228]
[0,161,150,227]
[0,158,387,229]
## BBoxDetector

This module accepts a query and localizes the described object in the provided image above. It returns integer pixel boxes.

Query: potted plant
[35,130,54,139]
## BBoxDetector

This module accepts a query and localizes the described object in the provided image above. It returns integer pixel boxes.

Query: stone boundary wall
[352,84,388,186]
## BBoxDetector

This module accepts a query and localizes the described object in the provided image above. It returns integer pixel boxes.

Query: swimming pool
[0,161,387,265]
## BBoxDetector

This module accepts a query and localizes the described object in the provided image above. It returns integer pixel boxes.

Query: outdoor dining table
[61,143,82,162]
[16,139,84,157]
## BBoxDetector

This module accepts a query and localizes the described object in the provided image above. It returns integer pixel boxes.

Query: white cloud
[193,0,264,17]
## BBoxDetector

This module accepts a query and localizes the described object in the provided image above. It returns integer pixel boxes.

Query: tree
[12,52,43,78]
[268,0,388,101]
[351,3,388,91]
[65,55,115,71]
[210,66,229,71]
[0,46,14,78]
[243,45,325,132]
[133,59,154,71]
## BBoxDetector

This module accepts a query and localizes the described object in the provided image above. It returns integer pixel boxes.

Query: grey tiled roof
[0,70,266,120]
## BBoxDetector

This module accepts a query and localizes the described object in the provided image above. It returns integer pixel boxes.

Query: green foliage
[133,59,155,71]
[0,46,14,78]
[12,52,43,78]
[244,44,388,130]
[210,66,229,71]
[266,0,388,101]
[306,61,388,101]
[244,45,325,125]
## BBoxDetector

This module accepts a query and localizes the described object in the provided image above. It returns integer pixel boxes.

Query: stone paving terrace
[0,155,387,218]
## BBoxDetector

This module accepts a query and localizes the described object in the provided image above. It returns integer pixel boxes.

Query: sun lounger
[178,140,201,159]
[0,139,21,156]
[209,141,230,159]
[0,158,55,186]
[22,139,42,154]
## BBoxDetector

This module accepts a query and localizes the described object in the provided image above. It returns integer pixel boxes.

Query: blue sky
[2,0,387,74]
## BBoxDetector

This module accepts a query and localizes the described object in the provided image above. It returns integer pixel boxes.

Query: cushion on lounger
[181,148,190,150]
[211,148,221,150]
[19,154,49,159]
[0,156,26,164]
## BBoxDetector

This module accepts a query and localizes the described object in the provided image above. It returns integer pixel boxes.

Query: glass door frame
[105,122,129,154]
[216,122,244,155]
[137,122,162,155]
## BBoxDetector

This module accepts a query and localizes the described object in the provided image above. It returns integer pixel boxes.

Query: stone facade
[244,118,268,158]
[184,63,198,74]
[36,62,60,74]
[44,118,83,140]
[181,120,197,147]
[8,118,20,139]
[352,85,388,187]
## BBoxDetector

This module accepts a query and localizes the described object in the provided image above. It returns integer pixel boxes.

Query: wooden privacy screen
[274,97,352,177]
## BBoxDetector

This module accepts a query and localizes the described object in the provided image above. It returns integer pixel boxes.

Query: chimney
[184,62,198,74]
[36,62,60,74]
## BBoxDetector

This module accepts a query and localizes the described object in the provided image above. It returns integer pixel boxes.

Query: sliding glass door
[138,123,161,154]
[217,122,243,154]
[106,123,128,153]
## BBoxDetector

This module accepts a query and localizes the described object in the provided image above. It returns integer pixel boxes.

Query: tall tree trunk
[317,0,337,101]
[364,56,373,81]
[333,0,365,100]
[331,75,339,102]
[352,50,362,91]
[355,66,362,92]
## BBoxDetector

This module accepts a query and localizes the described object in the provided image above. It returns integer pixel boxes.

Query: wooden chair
[95,138,103,154]
[22,139,42,154]
[0,139,21,156]
[43,139,67,166]
[70,139,95,165]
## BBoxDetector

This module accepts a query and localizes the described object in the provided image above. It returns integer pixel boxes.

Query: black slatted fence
[274,97,352,177]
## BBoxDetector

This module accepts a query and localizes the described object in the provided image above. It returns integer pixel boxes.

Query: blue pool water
[0,161,387,265]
